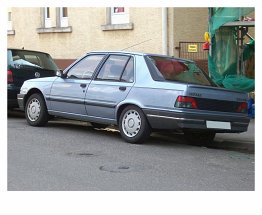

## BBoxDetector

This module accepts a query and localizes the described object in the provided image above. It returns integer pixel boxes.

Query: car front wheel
[25,93,49,126]
[119,105,151,144]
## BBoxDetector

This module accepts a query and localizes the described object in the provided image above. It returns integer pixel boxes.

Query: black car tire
[119,105,151,144]
[25,93,49,127]
[183,130,216,146]
[91,122,108,129]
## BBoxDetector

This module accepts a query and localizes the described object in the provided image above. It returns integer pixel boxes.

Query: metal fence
[177,42,208,60]
[176,42,208,74]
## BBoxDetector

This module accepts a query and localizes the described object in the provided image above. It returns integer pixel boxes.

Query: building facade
[7,7,209,69]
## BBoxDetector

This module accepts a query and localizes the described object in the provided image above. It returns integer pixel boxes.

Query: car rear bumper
[144,109,250,133]
[8,86,20,108]
[17,94,25,111]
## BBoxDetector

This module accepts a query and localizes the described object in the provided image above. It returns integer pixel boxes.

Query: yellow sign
[188,44,198,53]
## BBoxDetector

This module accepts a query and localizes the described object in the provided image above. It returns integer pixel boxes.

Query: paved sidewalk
[213,119,255,153]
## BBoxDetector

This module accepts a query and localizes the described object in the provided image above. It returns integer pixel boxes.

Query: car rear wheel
[183,130,216,146]
[119,105,151,144]
[25,93,49,126]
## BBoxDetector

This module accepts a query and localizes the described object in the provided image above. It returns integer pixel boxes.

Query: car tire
[119,105,151,144]
[25,93,49,127]
[183,130,216,146]
[91,122,108,129]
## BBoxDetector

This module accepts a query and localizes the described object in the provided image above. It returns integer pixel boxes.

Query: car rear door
[85,54,135,120]
[49,54,105,118]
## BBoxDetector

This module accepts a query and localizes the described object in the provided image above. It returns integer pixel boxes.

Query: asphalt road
[8,110,254,191]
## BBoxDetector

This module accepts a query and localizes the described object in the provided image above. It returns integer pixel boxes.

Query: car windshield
[10,50,59,71]
[148,56,213,86]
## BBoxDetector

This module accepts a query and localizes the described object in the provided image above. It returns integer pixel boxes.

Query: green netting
[208,7,255,92]
[243,39,254,61]
[208,28,238,86]
[209,7,254,35]
[222,75,254,92]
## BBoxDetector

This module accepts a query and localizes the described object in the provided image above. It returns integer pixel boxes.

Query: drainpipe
[162,7,168,55]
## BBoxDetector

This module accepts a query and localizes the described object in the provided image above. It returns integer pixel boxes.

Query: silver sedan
[18,51,250,144]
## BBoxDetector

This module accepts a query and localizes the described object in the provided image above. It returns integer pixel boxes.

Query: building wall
[7,7,212,69]
[8,7,163,60]
[172,7,208,57]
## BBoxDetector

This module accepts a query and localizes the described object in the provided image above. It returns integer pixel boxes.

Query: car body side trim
[84,100,116,108]
[47,96,84,105]
[147,114,205,122]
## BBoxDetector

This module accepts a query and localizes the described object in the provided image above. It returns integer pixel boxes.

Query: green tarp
[208,7,255,92]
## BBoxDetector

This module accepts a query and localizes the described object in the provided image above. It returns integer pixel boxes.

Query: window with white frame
[44,7,52,28]
[111,7,129,24]
[60,7,68,27]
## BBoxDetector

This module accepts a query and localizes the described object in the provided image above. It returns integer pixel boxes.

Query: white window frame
[44,7,52,28]
[111,7,129,24]
[60,7,68,27]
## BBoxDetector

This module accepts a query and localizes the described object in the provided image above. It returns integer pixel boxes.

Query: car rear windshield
[9,50,59,71]
[147,55,213,86]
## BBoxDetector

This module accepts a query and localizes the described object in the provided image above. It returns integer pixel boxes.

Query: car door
[49,54,105,119]
[85,54,135,120]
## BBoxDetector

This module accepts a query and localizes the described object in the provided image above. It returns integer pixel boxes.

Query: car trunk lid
[185,84,248,113]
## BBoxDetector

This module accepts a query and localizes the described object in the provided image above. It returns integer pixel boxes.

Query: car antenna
[121,38,152,51]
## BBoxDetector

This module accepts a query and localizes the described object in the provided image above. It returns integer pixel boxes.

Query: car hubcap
[27,98,41,121]
[122,110,141,138]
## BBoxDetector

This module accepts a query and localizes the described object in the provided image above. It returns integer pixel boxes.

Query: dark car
[7,48,59,108]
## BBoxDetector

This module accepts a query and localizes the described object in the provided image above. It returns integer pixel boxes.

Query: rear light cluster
[237,102,248,113]
[175,95,248,113]
[175,96,198,109]
[8,70,13,84]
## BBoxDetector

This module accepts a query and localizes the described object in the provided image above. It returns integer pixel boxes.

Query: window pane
[8,12,11,21]
[121,58,134,82]
[113,7,125,13]
[11,50,58,70]
[149,56,212,86]
[67,55,105,79]
[62,7,68,17]
[97,55,129,81]
[46,7,50,18]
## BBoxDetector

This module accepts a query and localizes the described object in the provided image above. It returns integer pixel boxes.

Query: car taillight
[237,102,248,113]
[175,96,198,109]
[8,70,13,84]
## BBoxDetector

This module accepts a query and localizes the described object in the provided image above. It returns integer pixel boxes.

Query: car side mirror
[56,69,64,77]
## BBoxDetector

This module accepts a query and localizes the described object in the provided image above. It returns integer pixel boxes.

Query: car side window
[96,55,130,81]
[67,55,105,79]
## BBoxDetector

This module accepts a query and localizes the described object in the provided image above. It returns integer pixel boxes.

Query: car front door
[85,54,135,121]
[49,54,105,119]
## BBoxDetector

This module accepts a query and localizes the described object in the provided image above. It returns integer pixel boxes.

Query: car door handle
[119,86,126,91]
[80,83,87,88]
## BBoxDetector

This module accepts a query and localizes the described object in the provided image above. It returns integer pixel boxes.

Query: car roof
[88,51,194,62]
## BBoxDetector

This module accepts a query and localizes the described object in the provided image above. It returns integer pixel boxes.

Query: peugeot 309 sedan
[17,51,250,144]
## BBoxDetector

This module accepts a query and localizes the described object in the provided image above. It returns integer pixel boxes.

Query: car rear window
[147,55,213,86]
[9,50,58,71]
